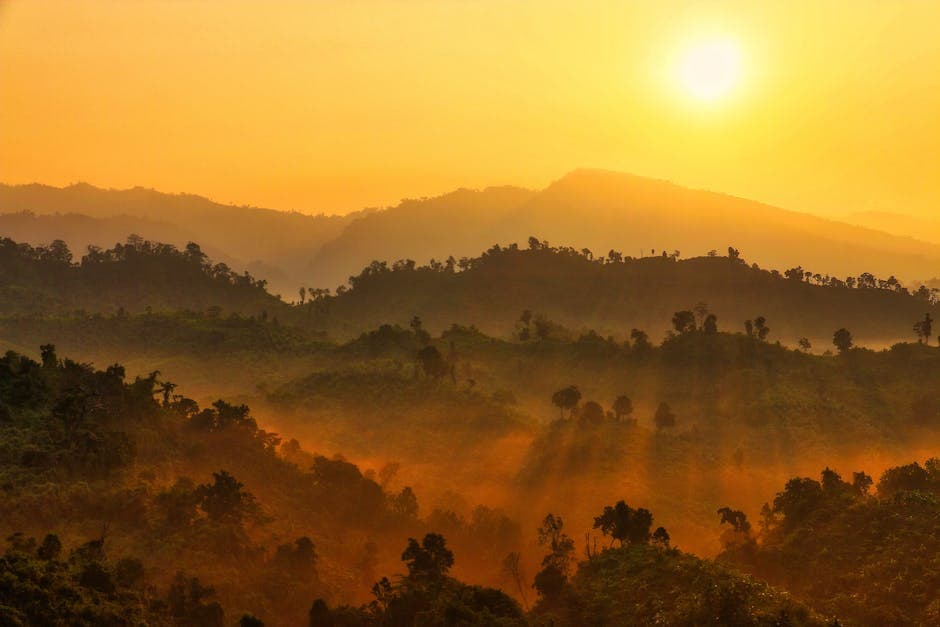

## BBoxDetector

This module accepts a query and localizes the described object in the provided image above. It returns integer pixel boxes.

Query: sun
[677,39,742,102]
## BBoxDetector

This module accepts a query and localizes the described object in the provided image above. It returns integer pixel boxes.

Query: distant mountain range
[3,170,940,296]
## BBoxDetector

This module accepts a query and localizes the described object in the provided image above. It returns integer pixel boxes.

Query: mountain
[8,171,940,296]
[306,169,940,288]
[0,183,367,295]
[847,210,940,246]
[307,186,537,287]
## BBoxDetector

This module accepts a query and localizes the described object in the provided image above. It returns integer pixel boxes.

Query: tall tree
[551,385,581,419]
[833,328,854,353]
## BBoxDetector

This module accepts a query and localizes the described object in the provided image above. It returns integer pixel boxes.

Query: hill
[718,461,940,625]
[0,236,285,317]
[313,243,940,346]
[307,169,940,288]
[0,182,366,295]
[7,171,940,295]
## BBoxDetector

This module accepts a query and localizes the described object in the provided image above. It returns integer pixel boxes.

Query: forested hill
[0,237,285,317]
[306,169,940,288]
[0,182,366,295]
[313,242,940,346]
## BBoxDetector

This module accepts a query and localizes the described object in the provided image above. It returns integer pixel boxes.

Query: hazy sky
[2,1,938,217]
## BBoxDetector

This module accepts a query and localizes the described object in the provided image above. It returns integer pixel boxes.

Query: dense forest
[2,231,939,625]
[1,234,937,347]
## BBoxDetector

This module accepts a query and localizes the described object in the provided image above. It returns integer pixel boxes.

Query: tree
[533,315,552,341]
[167,572,225,627]
[298,286,307,305]
[534,514,575,601]
[551,385,581,419]
[401,533,454,581]
[798,337,812,352]
[914,313,934,344]
[40,343,58,369]
[578,401,604,426]
[592,501,654,546]
[654,402,676,431]
[833,328,853,353]
[693,302,710,328]
[630,328,651,352]
[612,395,633,422]
[410,315,431,344]
[518,309,532,341]
[416,346,449,380]
[671,310,696,334]
[391,486,419,519]
[703,314,718,334]
[772,477,823,525]
[195,470,257,524]
[852,471,873,496]
[716,507,751,534]
[754,316,770,341]
[501,552,529,611]
[651,527,670,547]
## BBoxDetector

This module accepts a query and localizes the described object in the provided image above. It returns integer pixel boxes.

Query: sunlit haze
[2,1,939,217]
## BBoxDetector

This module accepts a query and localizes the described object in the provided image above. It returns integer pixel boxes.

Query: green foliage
[592,501,655,547]
[720,461,940,625]
[0,236,282,316]
[535,544,823,626]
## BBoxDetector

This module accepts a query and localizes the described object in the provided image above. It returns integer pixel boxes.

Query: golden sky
[2,1,938,217]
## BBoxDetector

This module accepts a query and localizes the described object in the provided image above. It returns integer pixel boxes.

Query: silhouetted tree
[630,328,651,352]
[672,310,696,334]
[416,345,449,380]
[852,471,873,496]
[654,402,676,431]
[551,385,581,419]
[717,507,751,533]
[914,313,934,344]
[703,314,718,334]
[578,401,604,426]
[518,309,532,341]
[593,500,654,547]
[534,513,575,601]
[651,526,670,547]
[401,533,454,581]
[754,316,770,341]
[613,395,633,422]
[391,486,419,519]
[195,470,257,524]
[501,552,529,611]
[833,328,853,353]
[798,337,812,352]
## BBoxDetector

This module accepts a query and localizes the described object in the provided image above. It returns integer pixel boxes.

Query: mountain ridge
[4,170,940,294]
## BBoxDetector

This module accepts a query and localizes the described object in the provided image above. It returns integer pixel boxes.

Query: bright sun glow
[678,39,742,102]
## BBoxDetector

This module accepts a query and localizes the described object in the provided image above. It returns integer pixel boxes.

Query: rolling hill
[5,170,940,296]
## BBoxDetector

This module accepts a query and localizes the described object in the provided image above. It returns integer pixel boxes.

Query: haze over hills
[0,182,367,295]
[4,170,940,295]
[848,210,940,246]
[309,169,940,289]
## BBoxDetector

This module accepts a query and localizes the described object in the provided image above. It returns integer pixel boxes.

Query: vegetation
[2,231,940,624]
[719,461,940,625]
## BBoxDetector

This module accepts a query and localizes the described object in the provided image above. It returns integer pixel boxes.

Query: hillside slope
[0,183,365,295]
[315,245,940,346]
[309,169,940,287]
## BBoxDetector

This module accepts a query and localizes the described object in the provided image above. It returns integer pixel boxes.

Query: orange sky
[1,1,938,217]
